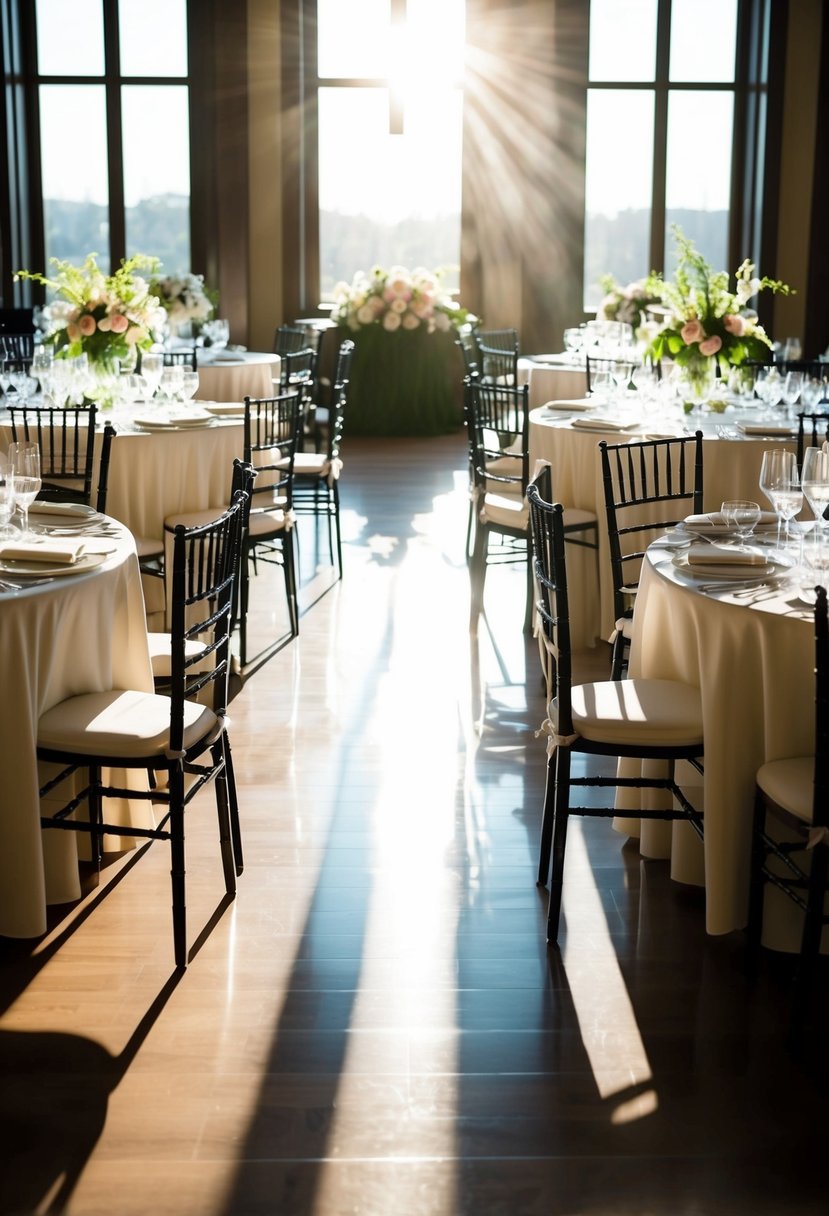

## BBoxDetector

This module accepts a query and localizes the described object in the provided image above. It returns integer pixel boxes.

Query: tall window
[584,0,742,308]
[291,0,465,310]
[34,0,191,274]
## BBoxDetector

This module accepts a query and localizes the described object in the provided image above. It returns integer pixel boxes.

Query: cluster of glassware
[0,440,41,539]
[564,319,635,362]
[0,347,199,412]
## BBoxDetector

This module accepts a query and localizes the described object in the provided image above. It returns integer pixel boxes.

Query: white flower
[382,310,402,331]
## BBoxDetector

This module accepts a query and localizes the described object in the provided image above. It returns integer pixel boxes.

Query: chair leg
[746,789,768,963]
[524,535,534,634]
[283,532,300,637]
[469,520,487,626]
[610,634,628,681]
[332,482,343,579]
[168,771,187,969]
[89,765,103,871]
[546,746,571,945]
[239,548,251,668]
[223,734,244,876]
[537,748,556,886]
[212,742,237,897]
[793,841,829,1020]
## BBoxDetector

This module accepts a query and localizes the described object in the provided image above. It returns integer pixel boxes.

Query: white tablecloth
[195,352,281,403]
[627,545,813,945]
[0,528,153,938]
[529,405,799,644]
[518,355,587,406]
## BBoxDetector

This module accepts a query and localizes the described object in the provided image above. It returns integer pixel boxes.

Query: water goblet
[180,370,200,402]
[0,456,15,538]
[759,447,803,547]
[800,446,829,530]
[140,352,164,400]
[798,528,829,602]
[9,441,41,537]
[159,365,184,404]
[782,371,804,415]
[31,350,54,400]
[721,499,762,540]
[801,376,825,409]
[563,327,583,358]
[590,369,613,404]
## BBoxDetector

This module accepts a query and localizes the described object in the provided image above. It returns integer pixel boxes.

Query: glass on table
[563,327,584,357]
[139,352,164,400]
[720,499,762,539]
[798,528,829,602]
[8,441,41,537]
[782,370,804,415]
[0,455,15,538]
[801,376,828,410]
[180,370,199,402]
[158,365,184,403]
[800,446,829,530]
[759,447,803,546]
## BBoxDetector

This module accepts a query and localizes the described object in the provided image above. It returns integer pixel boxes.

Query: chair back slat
[600,432,704,623]
[9,404,98,505]
[814,586,829,831]
[528,466,573,735]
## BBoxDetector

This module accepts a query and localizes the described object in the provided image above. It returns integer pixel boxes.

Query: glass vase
[677,356,716,412]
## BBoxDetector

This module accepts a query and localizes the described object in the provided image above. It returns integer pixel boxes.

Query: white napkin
[542,399,594,412]
[685,510,777,529]
[735,421,794,436]
[28,502,93,518]
[0,538,87,564]
[570,416,632,432]
[686,543,767,568]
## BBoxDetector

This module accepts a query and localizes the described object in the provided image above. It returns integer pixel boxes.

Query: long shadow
[220,581,400,1215]
[0,971,182,1216]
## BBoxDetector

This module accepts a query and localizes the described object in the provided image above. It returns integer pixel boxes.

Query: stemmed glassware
[782,371,804,417]
[0,455,15,538]
[8,441,41,537]
[180,370,200,403]
[759,448,803,546]
[800,446,829,530]
[140,352,164,401]
[720,499,761,540]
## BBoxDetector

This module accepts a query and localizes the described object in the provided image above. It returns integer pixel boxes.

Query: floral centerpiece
[329,265,477,435]
[597,273,662,335]
[331,264,476,336]
[150,271,216,338]
[646,227,792,401]
[15,253,165,406]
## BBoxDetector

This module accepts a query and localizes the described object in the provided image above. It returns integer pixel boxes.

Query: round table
[529,403,799,645]
[625,541,813,948]
[0,524,153,938]
[194,351,281,403]
[518,354,587,406]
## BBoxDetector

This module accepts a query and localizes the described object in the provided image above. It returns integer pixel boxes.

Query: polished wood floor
[1,432,827,1215]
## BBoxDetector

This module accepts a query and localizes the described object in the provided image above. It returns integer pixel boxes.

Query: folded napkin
[542,399,594,412]
[28,501,93,518]
[570,416,633,432]
[685,510,777,529]
[686,543,767,568]
[0,538,87,564]
[735,421,794,436]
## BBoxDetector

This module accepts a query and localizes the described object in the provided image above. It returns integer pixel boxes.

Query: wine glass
[180,370,200,402]
[801,376,825,409]
[140,352,164,400]
[720,499,762,540]
[782,371,804,415]
[158,365,184,404]
[563,327,583,358]
[759,448,803,546]
[590,369,613,403]
[8,441,41,537]
[31,350,54,400]
[0,455,15,538]
[800,446,829,530]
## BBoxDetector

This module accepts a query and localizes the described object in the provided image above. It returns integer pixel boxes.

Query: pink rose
[78,314,97,336]
[66,322,80,342]
[698,335,722,357]
[109,313,129,333]
[680,319,705,344]
[723,313,746,337]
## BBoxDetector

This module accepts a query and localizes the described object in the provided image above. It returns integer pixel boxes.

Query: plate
[0,552,107,578]
[671,550,783,581]
[133,413,215,431]
[29,505,105,526]
[202,402,246,417]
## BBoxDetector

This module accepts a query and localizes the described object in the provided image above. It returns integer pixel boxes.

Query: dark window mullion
[102,0,124,265]
[650,0,671,272]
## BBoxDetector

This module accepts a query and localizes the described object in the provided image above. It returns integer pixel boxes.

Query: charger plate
[0,552,106,578]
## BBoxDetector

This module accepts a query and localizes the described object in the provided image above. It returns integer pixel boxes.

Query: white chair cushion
[562,678,703,747]
[756,755,813,823]
[38,689,217,760]
[480,491,529,530]
[164,507,227,530]
[147,632,209,679]
[249,507,289,537]
[294,453,329,477]
[484,456,523,497]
